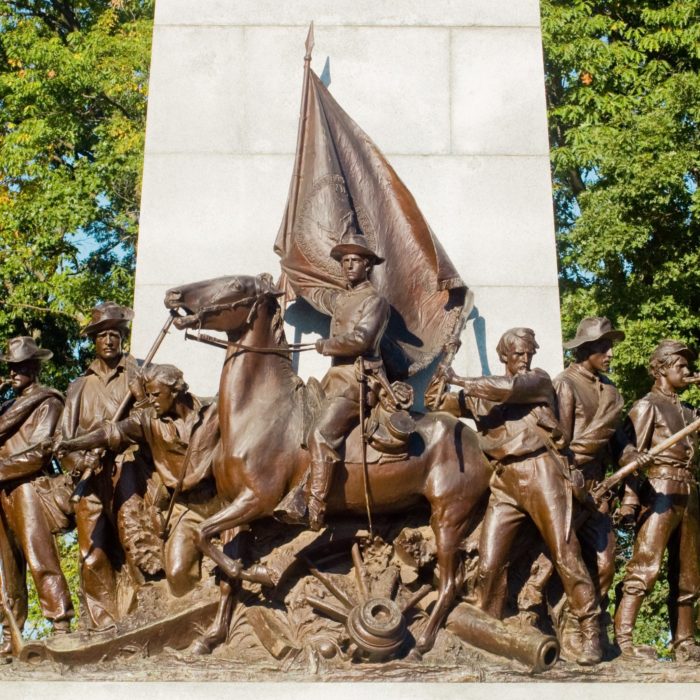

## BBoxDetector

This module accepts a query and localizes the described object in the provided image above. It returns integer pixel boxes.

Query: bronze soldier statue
[440,328,603,665]
[540,318,652,657]
[57,364,220,597]
[302,229,390,530]
[614,340,700,661]
[0,337,74,654]
[60,302,143,629]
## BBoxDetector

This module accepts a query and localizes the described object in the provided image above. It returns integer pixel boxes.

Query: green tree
[541,0,700,401]
[0,0,153,390]
[542,0,700,652]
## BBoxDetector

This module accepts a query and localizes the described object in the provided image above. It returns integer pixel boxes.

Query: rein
[185,330,316,354]
[182,289,317,355]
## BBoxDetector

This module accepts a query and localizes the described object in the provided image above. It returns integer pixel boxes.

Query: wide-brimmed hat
[82,301,134,337]
[563,317,625,350]
[330,231,384,265]
[650,339,696,365]
[0,336,53,364]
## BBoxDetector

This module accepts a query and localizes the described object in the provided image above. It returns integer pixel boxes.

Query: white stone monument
[133,0,562,395]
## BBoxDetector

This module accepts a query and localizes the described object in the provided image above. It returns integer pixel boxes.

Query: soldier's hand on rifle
[634,451,654,471]
[128,373,147,403]
[52,434,68,458]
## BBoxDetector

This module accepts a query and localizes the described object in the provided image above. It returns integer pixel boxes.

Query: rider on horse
[302,227,389,531]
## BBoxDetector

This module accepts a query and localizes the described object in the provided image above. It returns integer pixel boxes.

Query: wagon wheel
[303,540,432,662]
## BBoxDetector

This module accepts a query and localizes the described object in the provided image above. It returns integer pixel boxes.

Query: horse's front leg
[195,489,273,585]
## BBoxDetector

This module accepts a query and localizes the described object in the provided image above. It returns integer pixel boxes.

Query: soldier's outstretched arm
[56,425,109,454]
[443,366,552,405]
[57,412,146,457]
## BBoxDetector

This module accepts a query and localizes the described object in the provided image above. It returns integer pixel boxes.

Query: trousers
[473,451,598,623]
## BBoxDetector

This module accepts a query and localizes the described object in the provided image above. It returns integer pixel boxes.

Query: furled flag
[274,25,468,379]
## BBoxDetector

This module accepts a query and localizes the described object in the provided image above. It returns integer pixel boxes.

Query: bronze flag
[274,52,468,378]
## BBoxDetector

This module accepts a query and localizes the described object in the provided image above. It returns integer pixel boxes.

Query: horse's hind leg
[192,576,236,655]
[416,512,467,654]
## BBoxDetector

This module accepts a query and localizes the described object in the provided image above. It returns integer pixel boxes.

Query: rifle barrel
[593,415,700,502]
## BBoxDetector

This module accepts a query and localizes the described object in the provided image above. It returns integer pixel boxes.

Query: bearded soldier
[0,337,73,655]
[440,328,603,665]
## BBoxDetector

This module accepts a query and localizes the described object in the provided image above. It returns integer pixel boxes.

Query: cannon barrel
[446,602,559,673]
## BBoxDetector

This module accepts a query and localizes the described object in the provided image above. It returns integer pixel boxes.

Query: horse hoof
[415,634,435,655]
[406,648,423,662]
[190,638,216,656]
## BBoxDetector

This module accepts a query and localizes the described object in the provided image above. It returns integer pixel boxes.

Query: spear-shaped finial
[305,21,314,61]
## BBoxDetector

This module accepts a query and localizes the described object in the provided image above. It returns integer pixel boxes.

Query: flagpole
[277,22,314,312]
[287,21,314,235]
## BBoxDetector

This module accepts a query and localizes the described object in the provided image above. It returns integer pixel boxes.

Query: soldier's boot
[557,609,583,662]
[672,604,700,662]
[307,459,335,532]
[614,593,657,660]
[273,478,309,525]
[576,615,602,666]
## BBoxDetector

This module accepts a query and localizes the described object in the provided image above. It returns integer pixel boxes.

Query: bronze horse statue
[165,273,491,654]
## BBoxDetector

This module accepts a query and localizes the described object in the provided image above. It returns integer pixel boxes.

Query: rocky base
[0,628,696,683]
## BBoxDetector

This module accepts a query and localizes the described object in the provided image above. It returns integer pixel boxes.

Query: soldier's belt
[490,447,548,474]
[647,465,697,485]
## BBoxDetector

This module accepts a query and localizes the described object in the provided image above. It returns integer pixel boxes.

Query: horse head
[164,273,284,333]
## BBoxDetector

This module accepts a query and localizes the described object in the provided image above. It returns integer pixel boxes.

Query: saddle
[275,378,417,525]
[297,376,416,464]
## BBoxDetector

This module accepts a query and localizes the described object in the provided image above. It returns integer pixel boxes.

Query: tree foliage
[543,0,700,650]
[0,0,153,389]
[541,0,700,401]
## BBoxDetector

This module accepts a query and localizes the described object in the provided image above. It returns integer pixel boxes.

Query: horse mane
[266,297,304,389]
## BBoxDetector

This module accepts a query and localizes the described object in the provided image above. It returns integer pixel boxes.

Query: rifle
[357,357,373,537]
[591,415,700,505]
[159,409,205,540]
[0,539,24,657]
[432,297,472,404]
[69,314,175,503]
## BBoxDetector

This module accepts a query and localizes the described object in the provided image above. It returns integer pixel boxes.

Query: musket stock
[0,539,24,657]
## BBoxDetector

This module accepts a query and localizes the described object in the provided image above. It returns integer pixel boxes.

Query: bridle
[183,291,316,355]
